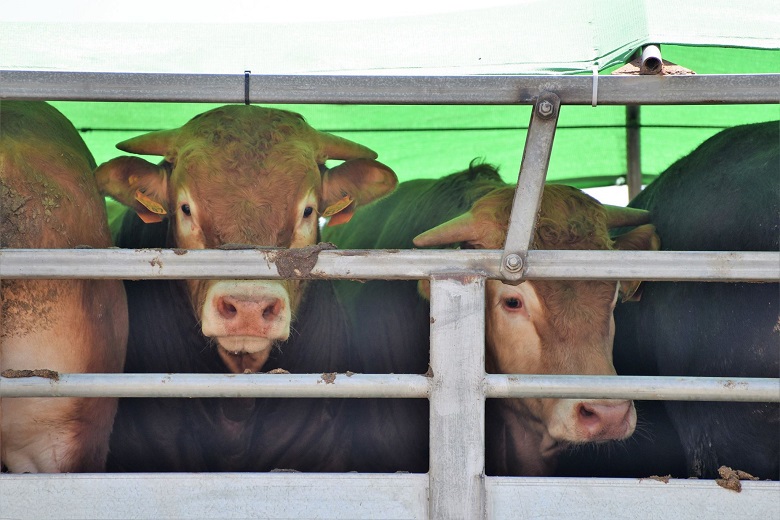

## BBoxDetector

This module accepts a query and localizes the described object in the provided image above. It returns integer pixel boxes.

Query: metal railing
[1,71,779,520]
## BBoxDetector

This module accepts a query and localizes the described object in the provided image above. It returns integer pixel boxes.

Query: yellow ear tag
[322,195,353,218]
[135,190,167,216]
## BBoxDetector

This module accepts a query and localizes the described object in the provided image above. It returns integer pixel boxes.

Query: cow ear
[95,156,170,224]
[320,159,397,226]
[613,223,661,302]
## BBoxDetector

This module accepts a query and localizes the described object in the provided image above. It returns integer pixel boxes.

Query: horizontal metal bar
[0,473,430,520]
[0,373,430,398]
[0,249,778,282]
[487,478,779,520]
[1,71,778,104]
[0,249,780,282]
[2,373,777,402]
[1,473,776,520]
[485,375,780,402]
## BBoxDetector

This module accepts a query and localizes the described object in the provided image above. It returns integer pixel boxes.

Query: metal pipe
[0,373,430,399]
[2,373,777,402]
[640,45,664,75]
[626,105,643,199]
[485,374,780,402]
[0,248,777,282]
[1,71,778,105]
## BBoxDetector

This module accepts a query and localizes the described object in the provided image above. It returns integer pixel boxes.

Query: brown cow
[97,105,396,472]
[96,105,396,374]
[0,101,128,472]
[416,183,657,475]
[324,164,658,474]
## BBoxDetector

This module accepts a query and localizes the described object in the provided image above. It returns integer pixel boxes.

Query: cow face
[96,105,396,373]
[415,185,660,450]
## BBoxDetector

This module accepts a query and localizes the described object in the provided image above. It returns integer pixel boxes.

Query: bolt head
[504,253,523,272]
[538,100,554,117]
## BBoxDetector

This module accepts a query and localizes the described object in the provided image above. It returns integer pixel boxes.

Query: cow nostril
[262,299,283,321]
[217,298,238,319]
[579,405,596,419]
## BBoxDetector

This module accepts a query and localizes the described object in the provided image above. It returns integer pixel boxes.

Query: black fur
[324,163,506,472]
[557,121,780,479]
[107,211,353,472]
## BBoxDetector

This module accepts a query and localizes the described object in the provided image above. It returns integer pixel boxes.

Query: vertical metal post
[428,275,486,520]
[626,105,643,200]
[500,92,560,283]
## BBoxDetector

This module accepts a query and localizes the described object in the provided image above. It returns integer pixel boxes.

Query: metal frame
[1,71,779,520]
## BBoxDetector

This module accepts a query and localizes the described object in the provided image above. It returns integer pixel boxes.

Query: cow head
[96,105,396,373]
[414,185,660,453]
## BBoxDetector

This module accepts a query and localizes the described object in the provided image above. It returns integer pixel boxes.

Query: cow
[0,101,128,473]
[96,104,397,472]
[323,162,659,475]
[560,121,780,480]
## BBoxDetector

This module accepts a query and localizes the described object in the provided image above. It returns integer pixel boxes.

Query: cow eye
[503,297,523,310]
[181,203,191,216]
[303,206,314,218]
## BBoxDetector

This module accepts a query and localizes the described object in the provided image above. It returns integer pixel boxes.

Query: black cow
[323,163,658,474]
[557,121,779,480]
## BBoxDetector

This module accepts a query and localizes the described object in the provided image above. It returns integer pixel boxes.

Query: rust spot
[430,317,436,324]
[321,372,337,384]
[173,248,187,256]
[424,365,434,378]
[150,257,163,268]
[716,465,758,493]
[640,475,671,484]
[266,368,290,375]
[271,242,337,278]
[345,371,355,377]
[1,368,60,381]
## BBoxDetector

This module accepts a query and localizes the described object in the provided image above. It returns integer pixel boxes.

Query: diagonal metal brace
[500,92,561,283]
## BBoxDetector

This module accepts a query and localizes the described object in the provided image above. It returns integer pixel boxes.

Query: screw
[538,100,554,117]
[504,253,523,272]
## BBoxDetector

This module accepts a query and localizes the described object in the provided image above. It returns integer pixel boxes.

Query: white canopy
[2,0,778,75]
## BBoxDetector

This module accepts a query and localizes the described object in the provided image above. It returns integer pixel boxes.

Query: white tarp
[1,0,778,75]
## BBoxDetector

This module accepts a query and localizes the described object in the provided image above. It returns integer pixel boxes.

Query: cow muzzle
[201,280,292,373]
[546,398,637,443]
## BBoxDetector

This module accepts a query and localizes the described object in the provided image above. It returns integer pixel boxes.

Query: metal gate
[1,71,779,519]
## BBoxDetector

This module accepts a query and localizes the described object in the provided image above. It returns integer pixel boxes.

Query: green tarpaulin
[2,1,779,200]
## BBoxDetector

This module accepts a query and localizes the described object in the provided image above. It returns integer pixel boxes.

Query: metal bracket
[500,92,561,283]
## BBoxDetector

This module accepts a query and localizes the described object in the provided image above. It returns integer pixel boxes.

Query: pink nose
[214,295,286,336]
[576,401,635,441]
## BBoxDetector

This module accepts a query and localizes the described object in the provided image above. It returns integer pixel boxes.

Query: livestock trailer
[1,3,779,518]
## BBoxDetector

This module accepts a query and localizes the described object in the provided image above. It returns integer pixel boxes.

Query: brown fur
[1,101,128,473]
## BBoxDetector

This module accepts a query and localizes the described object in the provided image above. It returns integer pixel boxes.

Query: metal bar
[2,373,776,402]
[487,478,779,520]
[500,93,560,282]
[626,105,643,199]
[0,473,429,520]
[485,375,780,402]
[428,276,486,519]
[1,71,778,105]
[0,373,430,398]
[0,249,777,282]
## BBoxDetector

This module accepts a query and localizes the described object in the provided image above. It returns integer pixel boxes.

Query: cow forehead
[168,105,324,179]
